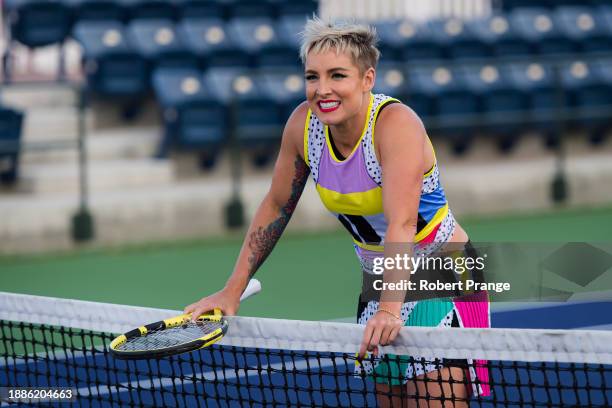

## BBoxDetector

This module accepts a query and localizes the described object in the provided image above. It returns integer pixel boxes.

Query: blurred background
[1,0,611,322]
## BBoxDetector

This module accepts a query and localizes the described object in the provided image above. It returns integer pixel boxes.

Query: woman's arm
[359,103,427,358]
[185,103,310,318]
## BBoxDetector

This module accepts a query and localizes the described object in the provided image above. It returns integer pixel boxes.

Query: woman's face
[304,50,374,126]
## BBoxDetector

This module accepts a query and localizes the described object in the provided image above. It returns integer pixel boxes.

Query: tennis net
[1,291,612,407]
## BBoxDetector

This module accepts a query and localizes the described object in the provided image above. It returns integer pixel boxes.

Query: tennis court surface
[2,291,612,407]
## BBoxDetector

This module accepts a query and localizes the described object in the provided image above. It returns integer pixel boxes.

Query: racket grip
[240,279,262,302]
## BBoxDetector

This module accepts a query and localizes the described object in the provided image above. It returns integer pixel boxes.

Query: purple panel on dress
[317,141,379,194]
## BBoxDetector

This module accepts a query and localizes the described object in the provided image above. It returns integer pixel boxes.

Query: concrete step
[0,176,331,254]
[1,82,79,110]
[20,107,93,145]
[21,127,162,164]
[17,158,174,194]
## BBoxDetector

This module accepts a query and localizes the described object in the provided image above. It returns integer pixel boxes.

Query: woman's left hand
[358,308,403,360]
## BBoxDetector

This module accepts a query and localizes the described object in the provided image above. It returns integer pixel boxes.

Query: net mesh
[2,291,612,407]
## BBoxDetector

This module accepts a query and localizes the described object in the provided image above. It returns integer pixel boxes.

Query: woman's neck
[329,93,371,152]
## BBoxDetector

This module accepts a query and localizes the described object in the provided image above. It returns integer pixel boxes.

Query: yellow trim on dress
[303,109,312,167]
[316,184,383,216]
[414,203,449,243]
[353,241,385,252]
[370,97,401,159]
[351,203,449,251]
[325,94,374,163]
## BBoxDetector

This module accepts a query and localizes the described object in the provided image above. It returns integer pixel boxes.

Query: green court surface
[1,206,611,321]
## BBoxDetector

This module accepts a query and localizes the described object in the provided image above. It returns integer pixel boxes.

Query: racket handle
[240,279,262,302]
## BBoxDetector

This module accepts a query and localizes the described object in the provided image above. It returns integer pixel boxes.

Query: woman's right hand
[184,289,241,321]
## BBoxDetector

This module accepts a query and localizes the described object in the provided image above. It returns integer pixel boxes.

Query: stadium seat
[153,67,227,165]
[377,20,443,64]
[177,18,250,69]
[560,59,612,143]
[257,67,305,122]
[4,0,71,47]
[227,17,298,68]
[126,19,198,70]
[176,0,225,20]
[510,8,576,56]
[461,62,529,152]
[429,18,490,60]
[65,0,126,22]
[117,0,178,21]
[554,7,612,54]
[470,14,532,57]
[276,15,308,51]
[204,68,283,166]
[406,63,477,154]
[226,0,274,19]
[73,20,149,97]
[373,63,409,102]
[0,105,24,184]
[505,61,562,146]
[270,0,317,18]
[501,0,548,11]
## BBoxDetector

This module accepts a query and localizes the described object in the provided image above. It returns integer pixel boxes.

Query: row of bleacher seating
[153,56,612,165]
[501,0,611,11]
[3,0,317,47]
[11,6,609,98]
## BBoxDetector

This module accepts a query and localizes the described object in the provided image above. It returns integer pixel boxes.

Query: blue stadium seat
[0,106,24,184]
[204,68,283,166]
[501,0,547,11]
[65,0,125,22]
[276,15,308,51]
[227,17,298,68]
[406,63,477,154]
[126,19,198,70]
[226,0,274,19]
[177,18,250,68]
[117,0,178,21]
[4,0,71,47]
[153,67,227,164]
[505,61,557,132]
[377,20,443,64]
[510,8,576,55]
[560,59,612,140]
[429,18,490,60]
[373,63,409,102]
[461,62,529,151]
[270,0,317,18]
[554,7,612,53]
[257,67,305,122]
[470,14,532,57]
[73,20,149,96]
[176,0,225,20]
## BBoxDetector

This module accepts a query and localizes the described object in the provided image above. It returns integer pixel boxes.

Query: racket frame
[109,309,228,360]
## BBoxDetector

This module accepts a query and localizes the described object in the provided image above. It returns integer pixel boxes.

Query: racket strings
[117,321,223,351]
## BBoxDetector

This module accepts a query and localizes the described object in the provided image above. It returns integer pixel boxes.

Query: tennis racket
[109,279,262,359]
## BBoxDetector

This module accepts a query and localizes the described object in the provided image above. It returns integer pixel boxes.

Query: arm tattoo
[247,157,310,278]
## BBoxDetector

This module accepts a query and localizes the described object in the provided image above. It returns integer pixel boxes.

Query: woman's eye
[305,75,317,81]
[332,73,346,79]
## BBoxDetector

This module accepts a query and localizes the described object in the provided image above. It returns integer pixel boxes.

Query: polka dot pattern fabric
[306,113,325,183]
[362,94,397,185]
[422,164,440,194]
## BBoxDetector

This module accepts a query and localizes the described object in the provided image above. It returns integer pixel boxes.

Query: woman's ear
[362,67,375,92]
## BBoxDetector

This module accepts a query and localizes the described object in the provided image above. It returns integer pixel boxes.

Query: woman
[185,17,490,407]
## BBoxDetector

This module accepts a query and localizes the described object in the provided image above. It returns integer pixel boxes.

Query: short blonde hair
[299,16,380,73]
